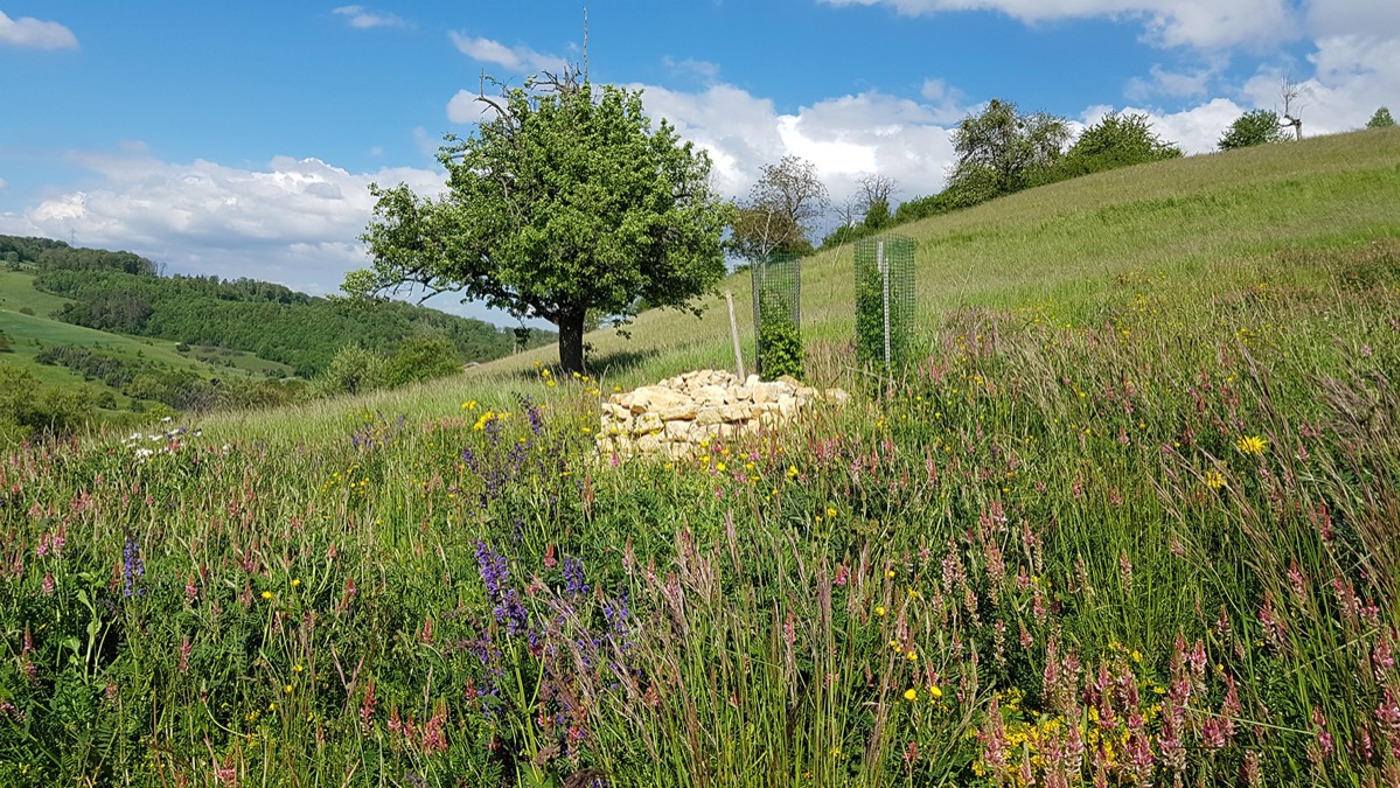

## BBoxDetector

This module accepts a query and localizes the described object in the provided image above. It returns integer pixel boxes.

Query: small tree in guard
[751,253,804,379]
[855,235,916,378]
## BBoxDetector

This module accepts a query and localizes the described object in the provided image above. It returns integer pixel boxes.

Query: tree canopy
[348,71,730,373]
[1368,107,1396,128]
[1218,110,1288,151]
[950,99,1071,197]
[1052,112,1182,178]
[728,155,828,261]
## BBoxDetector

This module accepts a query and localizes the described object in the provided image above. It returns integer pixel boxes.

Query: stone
[596,370,848,462]
[634,412,663,434]
[659,402,698,421]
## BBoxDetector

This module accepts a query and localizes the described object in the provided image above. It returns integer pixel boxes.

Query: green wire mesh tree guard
[751,253,804,379]
[855,235,916,378]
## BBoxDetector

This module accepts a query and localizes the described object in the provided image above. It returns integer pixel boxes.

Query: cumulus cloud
[819,0,1299,50]
[449,31,565,73]
[0,149,444,296]
[0,10,78,49]
[633,82,960,209]
[331,5,410,29]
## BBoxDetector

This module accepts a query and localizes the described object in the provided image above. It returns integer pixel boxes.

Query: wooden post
[724,290,746,380]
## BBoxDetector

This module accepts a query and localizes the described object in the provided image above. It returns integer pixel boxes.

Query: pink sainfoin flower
[1313,706,1334,758]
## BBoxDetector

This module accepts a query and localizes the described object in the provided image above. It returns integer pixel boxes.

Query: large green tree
[1218,109,1288,150]
[347,72,730,373]
[1368,107,1396,128]
[949,99,1070,197]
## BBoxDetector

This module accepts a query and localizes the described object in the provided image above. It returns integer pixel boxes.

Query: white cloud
[0,10,78,49]
[448,31,565,73]
[0,177,7,191]
[446,90,483,124]
[819,0,1299,49]
[0,149,444,297]
[1308,0,1400,39]
[331,5,409,30]
[633,82,959,208]
[662,56,722,83]
[1125,63,1222,100]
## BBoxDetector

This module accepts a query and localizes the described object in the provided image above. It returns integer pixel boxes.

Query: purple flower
[475,541,509,597]
[122,534,144,598]
[563,555,589,597]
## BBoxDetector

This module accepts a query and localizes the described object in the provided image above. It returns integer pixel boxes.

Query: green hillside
[4,129,1400,786]
[210,126,1400,441]
[0,235,555,430]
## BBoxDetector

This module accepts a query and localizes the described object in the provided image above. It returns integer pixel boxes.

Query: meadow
[1,128,1399,786]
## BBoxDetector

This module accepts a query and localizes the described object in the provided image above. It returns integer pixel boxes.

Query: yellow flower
[716,462,726,472]
[887,570,895,579]
[284,684,294,694]
[787,465,799,479]
[1235,435,1268,456]
[825,507,837,518]
[875,605,886,617]
[1204,470,1226,489]
[928,685,943,699]
[906,651,918,661]
[904,688,918,702]
[290,578,301,588]
[261,591,273,600]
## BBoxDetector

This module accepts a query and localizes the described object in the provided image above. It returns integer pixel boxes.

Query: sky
[1,1,1396,325]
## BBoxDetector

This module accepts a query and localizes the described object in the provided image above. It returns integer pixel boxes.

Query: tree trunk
[557,307,587,375]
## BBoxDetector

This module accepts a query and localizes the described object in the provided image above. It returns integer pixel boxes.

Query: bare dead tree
[1279,73,1304,141]
[856,173,898,213]
[834,194,862,228]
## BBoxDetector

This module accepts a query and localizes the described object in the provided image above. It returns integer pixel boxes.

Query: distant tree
[730,156,828,261]
[312,344,387,397]
[1219,110,1288,150]
[1278,75,1305,141]
[382,335,461,388]
[1368,107,1396,128]
[0,332,11,353]
[950,99,1070,197]
[1052,113,1182,179]
[348,64,730,374]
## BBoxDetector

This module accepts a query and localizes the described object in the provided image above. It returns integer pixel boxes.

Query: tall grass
[2,131,1400,786]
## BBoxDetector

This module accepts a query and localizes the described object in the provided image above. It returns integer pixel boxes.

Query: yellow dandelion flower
[261,591,273,600]
[1204,470,1225,489]
[906,651,918,661]
[875,605,886,617]
[904,688,918,702]
[284,684,294,694]
[290,578,301,588]
[826,507,837,518]
[1235,435,1268,456]
[787,465,799,478]
[929,685,943,699]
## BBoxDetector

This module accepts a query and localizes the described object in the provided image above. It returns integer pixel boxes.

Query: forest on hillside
[1,235,553,377]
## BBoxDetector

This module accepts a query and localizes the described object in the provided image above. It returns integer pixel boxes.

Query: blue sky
[1,1,1396,324]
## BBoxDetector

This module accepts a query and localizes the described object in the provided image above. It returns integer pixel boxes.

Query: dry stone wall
[596,369,848,461]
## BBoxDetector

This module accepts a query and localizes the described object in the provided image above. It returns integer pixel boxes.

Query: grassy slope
[0,271,294,404]
[204,126,1400,443]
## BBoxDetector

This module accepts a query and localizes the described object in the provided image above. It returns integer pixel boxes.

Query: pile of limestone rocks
[595,369,849,461]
